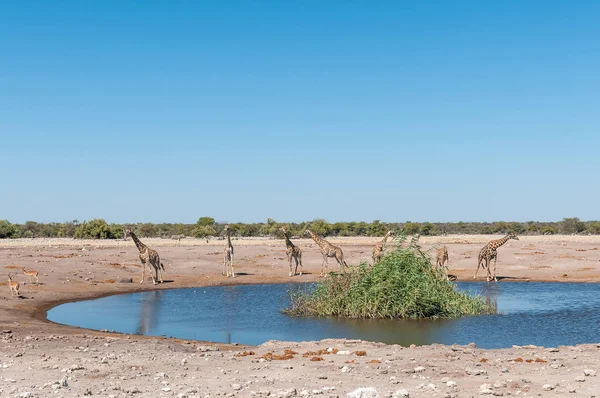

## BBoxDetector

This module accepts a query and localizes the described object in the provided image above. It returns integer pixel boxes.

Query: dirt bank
[1,235,600,397]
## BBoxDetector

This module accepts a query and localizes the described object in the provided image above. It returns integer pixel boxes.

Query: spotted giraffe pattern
[125,228,165,285]
[305,229,347,276]
[475,233,519,282]
[372,230,393,264]
[223,224,235,277]
[281,225,303,277]
[435,245,449,279]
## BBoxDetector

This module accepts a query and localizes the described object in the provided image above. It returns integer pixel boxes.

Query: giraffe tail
[160,262,166,272]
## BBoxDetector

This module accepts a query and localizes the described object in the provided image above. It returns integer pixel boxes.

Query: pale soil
[1,235,600,397]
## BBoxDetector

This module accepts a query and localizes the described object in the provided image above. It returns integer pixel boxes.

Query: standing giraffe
[304,229,347,276]
[125,228,165,285]
[280,225,303,276]
[372,230,393,264]
[223,224,235,277]
[435,245,449,279]
[475,233,519,282]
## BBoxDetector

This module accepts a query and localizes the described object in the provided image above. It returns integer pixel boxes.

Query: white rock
[232,384,242,391]
[392,389,409,398]
[584,369,596,377]
[341,366,350,373]
[346,387,379,398]
[446,381,457,388]
[277,388,297,397]
[18,393,34,398]
[575,376,586,382]
[414,366,425,373]
[337,350,351,355]
[542,384,555,391]
[162,387,172,392]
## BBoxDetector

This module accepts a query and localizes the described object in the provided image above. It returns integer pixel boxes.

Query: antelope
[22,267,39,284]
[8,274,20,298]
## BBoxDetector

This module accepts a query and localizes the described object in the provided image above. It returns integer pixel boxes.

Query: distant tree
[0,220,19,238]
[402,222,420,235]
[586,222,600,235]
[369,220,387,236]
[74,219,116,239]
[308,219,331,236]
[560,217,585,234]
[197,217,215,226]
[420,222,437,236]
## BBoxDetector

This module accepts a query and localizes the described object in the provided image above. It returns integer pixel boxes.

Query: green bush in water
[284,235,495,319]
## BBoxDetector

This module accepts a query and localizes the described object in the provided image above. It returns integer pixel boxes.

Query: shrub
[74,219,119,239]
[284,236,495,319]
[0,220,19,238]
[192,225,216,238]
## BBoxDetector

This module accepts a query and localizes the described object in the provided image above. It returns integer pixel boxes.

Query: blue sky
[1,1,599,224]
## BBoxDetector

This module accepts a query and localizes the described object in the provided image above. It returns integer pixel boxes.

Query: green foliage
[2,217,600,239]
[402,221,420,235]
[192,225,216,238]
[559,217,586,234]
[197,217,215,226]
[74,219,120,239]
[284,236,495,319]
[308,219,331,236]
[0,220,19,238]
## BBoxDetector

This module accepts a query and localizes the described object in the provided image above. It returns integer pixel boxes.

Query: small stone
[118,278,133,283]
[232,384,242,391]
[584,369,596,377]
[414,366,425,373]
[446,381,457,388]
[521,379,531,384]
[162,387,172,392]
[493,381,507,389]
[337,350,351,355]
[575,376,586,382]
[501,368,509,373]
[466,368,487,376]
[542,384,555,391]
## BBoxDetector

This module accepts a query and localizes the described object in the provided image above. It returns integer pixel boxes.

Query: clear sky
[1,1,599,224]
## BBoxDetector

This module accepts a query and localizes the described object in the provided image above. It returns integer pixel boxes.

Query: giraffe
[7,273,20,298]
[435,245,449,279]
[372,230,393,264]
[475,232,519,282]
[125,228,165,285]
[304,229,347,276]
[223,224,235,277]
[22,267,39,285]
[280,225,303,276]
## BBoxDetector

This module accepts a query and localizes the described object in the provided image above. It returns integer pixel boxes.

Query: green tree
[368,220,387,236]
[308,219,331,236]
[402,222,420,235]
[197,217,215,226]
[74,219,116,239]
[0,220,18,238]
[560,217,585,234]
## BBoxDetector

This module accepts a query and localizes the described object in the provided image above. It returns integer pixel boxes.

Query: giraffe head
[223,224,230,233]
[386,230,393,238]
[280,225,287,234]
[507,232,519,240]
[304,229,312,237]
[124,228,133,238]
[7,273,13,281]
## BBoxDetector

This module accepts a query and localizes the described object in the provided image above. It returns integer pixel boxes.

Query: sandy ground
[1,235,600,397]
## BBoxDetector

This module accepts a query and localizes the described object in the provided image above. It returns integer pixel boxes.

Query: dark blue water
[47,282,600,349]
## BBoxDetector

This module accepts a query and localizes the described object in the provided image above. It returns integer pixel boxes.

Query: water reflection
[137,291,162,335]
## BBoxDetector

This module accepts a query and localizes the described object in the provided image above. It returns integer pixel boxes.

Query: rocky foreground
[1,330,600,398]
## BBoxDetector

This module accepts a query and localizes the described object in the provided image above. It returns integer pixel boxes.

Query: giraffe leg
[293,255,300,276]
[223,253,228,276]
[320,254,327,277]
[493,256,498,282]
[298,252,303,275]
[474,258,481,279]
[230,252,235,278]
[153,263,159,285]
[486,257,492,282]
[289,254,294,277]
[140,260,146,284]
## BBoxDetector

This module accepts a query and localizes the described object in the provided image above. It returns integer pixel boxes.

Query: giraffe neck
[283,231,294,248]
[226,230,232,247]
[130,232,147,252]
[491,235,511,249]
[309,231,329,248]
[380,234,389,249]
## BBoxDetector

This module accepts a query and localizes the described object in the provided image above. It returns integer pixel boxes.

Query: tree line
[0,217,599,239]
